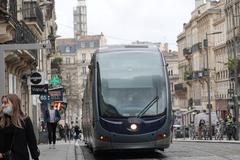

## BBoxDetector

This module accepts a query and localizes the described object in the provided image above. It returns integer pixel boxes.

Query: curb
[173,139,240,144]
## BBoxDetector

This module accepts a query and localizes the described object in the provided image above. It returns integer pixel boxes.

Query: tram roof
[97,44,160,53]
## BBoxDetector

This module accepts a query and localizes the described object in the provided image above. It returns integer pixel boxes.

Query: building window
[65,46,71,53]
[82,67,86,74]
[82,53,86,62]
[81,42,85,48]
[90,41,94,48]
[94,41,99,48]
[9,74,16,94]
[85,42,90,48]
[66,58,70,64]
[83,79,87,87]
[66,73,70,80]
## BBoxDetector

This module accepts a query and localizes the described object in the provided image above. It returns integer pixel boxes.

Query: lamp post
[204,31,222,140]
[231,12,239,140]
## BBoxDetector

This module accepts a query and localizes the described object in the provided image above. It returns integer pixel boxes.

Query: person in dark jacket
[0,94,40,160]
[44,105,61,149]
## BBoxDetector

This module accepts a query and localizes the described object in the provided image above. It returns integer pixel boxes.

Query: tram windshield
[97,51,167,118]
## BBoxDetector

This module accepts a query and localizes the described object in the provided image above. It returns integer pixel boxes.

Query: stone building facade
[56,34,106,126]
[0,0,57,136]
[177,0,227,125]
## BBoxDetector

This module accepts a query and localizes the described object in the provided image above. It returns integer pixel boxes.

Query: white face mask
[3,105,13,116]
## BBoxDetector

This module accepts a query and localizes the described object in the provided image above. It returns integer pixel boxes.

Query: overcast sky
[55,0,195,50]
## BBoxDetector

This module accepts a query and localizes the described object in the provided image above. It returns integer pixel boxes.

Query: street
[78,141,240,160]
[41,140,240,160]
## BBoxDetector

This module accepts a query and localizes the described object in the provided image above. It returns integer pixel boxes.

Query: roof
[98,44,159,53]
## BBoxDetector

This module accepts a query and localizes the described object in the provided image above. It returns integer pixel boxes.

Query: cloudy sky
[55,0,195,50]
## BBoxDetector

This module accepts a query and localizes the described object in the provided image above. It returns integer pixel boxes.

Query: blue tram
[82,45,172,153]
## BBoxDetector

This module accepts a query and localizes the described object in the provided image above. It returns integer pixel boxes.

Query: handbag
[3,129,16,160]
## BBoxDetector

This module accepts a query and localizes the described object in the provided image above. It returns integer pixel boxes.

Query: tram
[82,45,172,153]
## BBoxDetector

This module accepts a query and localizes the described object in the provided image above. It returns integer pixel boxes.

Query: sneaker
[49,145,52,149]
[52,144,55,149]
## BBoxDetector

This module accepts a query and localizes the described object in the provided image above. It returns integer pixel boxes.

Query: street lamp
[204,31,222,140]
[231,12,240,140]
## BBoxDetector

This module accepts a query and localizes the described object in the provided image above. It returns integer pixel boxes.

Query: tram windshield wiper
[137,96,159,118]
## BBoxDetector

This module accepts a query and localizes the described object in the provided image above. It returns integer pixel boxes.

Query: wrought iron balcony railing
[22,1,44,31]
[174,83,187,92]
[191,42,202,53]
[9,0,17,19]
[11,20,38,59]
[0,0,7,11]
[0,0,17,19]
[183,47,192,56]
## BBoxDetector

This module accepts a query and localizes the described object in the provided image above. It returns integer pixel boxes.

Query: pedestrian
[74,125,81,143]
[0,94,40,160]
[198,119,206,139]
[44,105,61,149]
[64,123,71,143]
[225,112,234,140]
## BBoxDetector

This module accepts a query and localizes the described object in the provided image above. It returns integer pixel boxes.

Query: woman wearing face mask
[0,94,40,160]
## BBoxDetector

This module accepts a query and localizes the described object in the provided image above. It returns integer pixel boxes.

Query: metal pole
[232,12,239,140]
[206,33,212,140]
[0,49,5,98]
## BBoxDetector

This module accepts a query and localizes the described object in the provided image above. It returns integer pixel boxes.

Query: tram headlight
[130,124,138,131]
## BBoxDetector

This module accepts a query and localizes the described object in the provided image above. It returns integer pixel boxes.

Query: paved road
[77,141,240,160]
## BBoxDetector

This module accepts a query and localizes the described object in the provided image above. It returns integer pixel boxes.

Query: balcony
[0,0,7,12]
[183,48,192,56]
[195,69,208,79]
[184,73,193,81]
[0,0,17,42]
[0,0,17,19]
[45,0,54,20]
[174,83,187,93]
[12,20,37,59]
[192,71,199,80]
[22,1,44,34]
[9,0,17,19]
[194,99,201,106]
[191,42,202,53]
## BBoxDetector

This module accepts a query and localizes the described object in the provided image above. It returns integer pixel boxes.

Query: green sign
[50,74,61,87]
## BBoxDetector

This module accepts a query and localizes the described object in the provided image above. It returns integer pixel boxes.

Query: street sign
[39,94,50,103]
[49,88,63,101]
[30,72,43,85]
[31,84,48,95]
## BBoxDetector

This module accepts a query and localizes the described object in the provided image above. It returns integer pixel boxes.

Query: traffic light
[203,39,208,48]
[207,104,212,109]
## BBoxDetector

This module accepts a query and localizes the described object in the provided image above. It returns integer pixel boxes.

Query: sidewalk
[38,141,76,160]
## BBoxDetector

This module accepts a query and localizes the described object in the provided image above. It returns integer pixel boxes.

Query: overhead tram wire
[57,23,133,43]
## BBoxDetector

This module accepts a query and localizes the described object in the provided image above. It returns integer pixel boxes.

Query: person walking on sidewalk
[44,105,61,149]
[64,123,71,143]
[0,94,40,160]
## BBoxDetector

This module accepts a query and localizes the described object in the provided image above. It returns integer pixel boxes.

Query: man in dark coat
[44,105,61,149]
